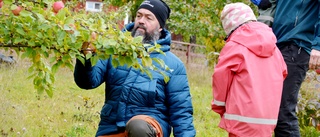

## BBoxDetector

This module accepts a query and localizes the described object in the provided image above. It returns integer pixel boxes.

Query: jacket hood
[124,23,171,52]
[227,22,277,57]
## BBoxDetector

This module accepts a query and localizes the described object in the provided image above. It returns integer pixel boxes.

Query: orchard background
[0,0,319,136]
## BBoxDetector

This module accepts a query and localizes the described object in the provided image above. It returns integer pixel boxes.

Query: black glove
[258,0,272,10]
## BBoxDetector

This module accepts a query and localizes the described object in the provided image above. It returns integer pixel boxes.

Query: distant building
[85,0,103,12]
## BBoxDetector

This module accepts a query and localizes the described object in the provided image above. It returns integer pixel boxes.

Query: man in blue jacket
[253,0,320,136]
[73,0,196,137]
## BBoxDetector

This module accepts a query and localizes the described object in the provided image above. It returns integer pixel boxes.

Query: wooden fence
[171,40,207,65]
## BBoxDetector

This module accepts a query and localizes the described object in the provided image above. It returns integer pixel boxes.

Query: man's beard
[131,25,161,44]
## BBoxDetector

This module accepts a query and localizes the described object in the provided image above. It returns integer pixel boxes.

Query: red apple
[12,6,22,16]
[0,1,3,8]
[52,1,64,13]
[316,68,320,74]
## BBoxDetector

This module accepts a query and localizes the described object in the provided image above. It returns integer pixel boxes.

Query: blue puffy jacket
[74,23,196,137]
[251,0,261,5]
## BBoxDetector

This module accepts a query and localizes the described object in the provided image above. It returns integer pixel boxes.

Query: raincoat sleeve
[166,63,196,137]
[74,58,108,89]
[312,0,320,51]
[211,43,243,117]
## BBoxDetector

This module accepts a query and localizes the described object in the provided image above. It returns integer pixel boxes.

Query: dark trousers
[126,119,157,137]
[274,43,309,137]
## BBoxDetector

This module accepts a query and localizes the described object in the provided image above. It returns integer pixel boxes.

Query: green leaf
[41,45,47,52]
[143,68,153,80]
[160,71,170,83]
[152,58,165,68]
[77,56,85,66]
[118,56,125,66]
[62,54,70,62]
[20,10,33,17]
[111,59,119,68]
[64,17,74,25]
[10,5,17,10]
[55,8,67,21]
[57,30,66,45]
[16,28,25,35]
[52,62,60,73]
[63,24,72,31]
[85,53,92,60]
[13,38,24,44]
[142,57,152,67]
[124,56,133,66]
[65,62,74,70]
[35,13,46,22]
[105,39,118,46]
[91,56,99,66]
[39,24,51,31]
[45,88,53,98]
[49,56,57,64]
[104,48,114,55]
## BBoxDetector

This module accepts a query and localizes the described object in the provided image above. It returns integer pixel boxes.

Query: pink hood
[228,22,277,58]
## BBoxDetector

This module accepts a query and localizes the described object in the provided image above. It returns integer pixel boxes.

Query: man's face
[132,9,162,43]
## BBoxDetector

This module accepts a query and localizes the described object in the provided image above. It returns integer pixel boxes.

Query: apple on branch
[0,1,3,8]
[52,1,65,13]
[11,5,22,16]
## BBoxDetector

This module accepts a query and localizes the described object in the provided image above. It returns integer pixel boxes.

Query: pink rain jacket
[211,22,288,137]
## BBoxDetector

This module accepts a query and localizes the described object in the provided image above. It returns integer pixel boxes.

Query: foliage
[166,0,257,67]
[0,0,169,97]
[297,70,320,134]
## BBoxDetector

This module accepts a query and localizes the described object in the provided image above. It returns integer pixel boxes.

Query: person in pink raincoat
[211,3,288,137]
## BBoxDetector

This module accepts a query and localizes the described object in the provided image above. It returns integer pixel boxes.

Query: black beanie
[138,0,171,28]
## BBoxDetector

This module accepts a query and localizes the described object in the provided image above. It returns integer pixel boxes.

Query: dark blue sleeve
[74,58,108,89]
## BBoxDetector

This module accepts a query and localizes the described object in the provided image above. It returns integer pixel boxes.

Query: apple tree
[0,0,169,97]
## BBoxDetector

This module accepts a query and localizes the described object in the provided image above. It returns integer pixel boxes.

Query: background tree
[0,0,169,97]
[109,0,256,65]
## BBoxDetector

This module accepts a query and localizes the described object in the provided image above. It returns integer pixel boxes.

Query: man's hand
[81,42,96,55]
[258,0,272,10]
[309,49,320,70]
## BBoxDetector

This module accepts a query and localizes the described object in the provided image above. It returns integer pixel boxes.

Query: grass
[0,56,227,137]
[0,59,103,137]
[1,52,319,137]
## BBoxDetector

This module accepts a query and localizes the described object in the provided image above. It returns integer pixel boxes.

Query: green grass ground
[0,57,227,137]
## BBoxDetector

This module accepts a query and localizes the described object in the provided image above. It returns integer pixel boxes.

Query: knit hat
[138,0,171,28]
[221,3,257,35]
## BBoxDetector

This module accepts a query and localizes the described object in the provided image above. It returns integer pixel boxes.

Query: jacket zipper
[294,0,305,27]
